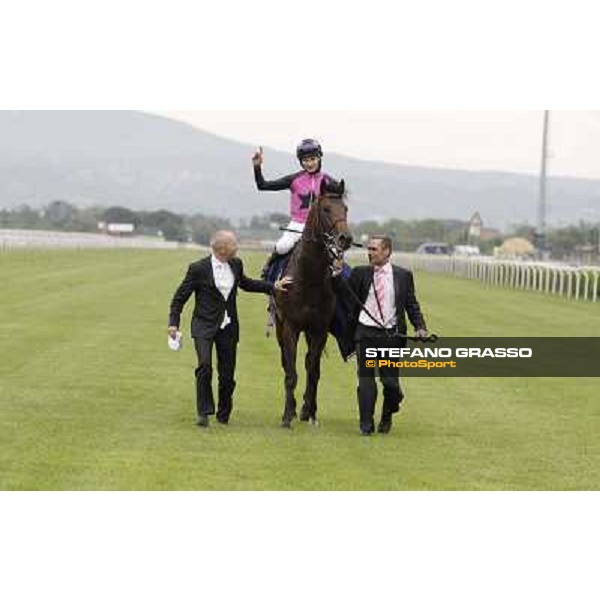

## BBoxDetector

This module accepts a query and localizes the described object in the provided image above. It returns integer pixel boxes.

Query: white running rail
[396,253,600,303]
[0,229,188,250]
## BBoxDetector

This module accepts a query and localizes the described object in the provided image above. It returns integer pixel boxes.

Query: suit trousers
[355,324,405,431]
[194,325,238,421]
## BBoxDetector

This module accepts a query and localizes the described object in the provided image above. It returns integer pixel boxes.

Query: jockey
[252,139,341,278]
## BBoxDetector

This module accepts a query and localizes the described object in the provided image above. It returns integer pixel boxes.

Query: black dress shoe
[377,419,393,434]
[360,423,375,436]
[217,418,229,426]
[197,416,209,428]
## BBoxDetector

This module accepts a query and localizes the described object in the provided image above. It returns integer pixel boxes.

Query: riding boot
[261,251,279,281]
[262,251,279,337]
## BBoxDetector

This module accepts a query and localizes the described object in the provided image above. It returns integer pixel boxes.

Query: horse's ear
[321,178,345,197]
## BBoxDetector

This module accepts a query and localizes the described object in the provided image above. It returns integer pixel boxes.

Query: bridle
[303,194,350,275]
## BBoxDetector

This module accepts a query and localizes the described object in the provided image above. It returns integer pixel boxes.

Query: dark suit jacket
[169,256,273,340]
[347,264,427,339]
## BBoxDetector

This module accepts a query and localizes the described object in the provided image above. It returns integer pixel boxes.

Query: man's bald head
[211,230,239,262]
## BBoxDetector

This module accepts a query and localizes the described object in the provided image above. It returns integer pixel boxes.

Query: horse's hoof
[281,408,297,428]
[309,418,320,428]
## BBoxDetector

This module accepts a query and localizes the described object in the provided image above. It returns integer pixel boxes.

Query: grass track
[0,249,598,490]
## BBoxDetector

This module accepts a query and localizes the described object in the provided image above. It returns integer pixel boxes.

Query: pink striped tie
[368,266,387,322]
[375,267,386,320]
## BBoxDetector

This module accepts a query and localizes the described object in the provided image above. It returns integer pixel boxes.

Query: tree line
[0,201,232,246]
[1,201,598,259]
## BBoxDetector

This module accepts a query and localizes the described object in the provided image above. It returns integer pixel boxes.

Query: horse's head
[314,178,353,252]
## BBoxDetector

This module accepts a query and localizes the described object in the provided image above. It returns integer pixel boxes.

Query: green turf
[0,249,598,490]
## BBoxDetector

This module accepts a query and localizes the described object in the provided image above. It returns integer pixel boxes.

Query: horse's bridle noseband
[305,198,350,275]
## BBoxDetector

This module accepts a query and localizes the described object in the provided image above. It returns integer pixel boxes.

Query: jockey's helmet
[296,139,323,162]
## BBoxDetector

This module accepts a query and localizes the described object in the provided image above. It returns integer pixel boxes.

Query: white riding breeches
[275,220,305,254]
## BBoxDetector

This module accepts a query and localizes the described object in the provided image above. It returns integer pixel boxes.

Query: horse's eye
[323,207,331,214]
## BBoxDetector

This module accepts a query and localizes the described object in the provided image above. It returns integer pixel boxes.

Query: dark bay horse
[273,179,353,428]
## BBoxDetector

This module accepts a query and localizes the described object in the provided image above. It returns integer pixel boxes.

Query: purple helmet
[296,139,323,162]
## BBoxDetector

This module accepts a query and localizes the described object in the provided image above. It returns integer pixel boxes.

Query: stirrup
[265,312,275,338]
[265,300,276,338]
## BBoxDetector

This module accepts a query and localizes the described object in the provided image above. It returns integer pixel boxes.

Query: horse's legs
[300,329,328,424]
[276,319,299,428]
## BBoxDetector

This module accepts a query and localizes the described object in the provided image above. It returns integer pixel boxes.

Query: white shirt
[359,261,397,329]
[211,254,235,329]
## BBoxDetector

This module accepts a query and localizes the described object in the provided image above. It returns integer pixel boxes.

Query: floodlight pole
[537,110,550,253]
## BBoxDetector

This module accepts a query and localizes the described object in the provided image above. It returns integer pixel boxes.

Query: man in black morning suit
[346,235,429,436]
[168,231,291,427]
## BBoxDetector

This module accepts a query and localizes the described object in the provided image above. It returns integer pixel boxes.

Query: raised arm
[252,146,297,191]
[254,166,297,191]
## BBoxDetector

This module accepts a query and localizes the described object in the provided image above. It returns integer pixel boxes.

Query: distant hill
[1,110,599,229]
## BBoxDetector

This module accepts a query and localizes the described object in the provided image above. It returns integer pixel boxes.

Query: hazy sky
[154,110,600,179]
